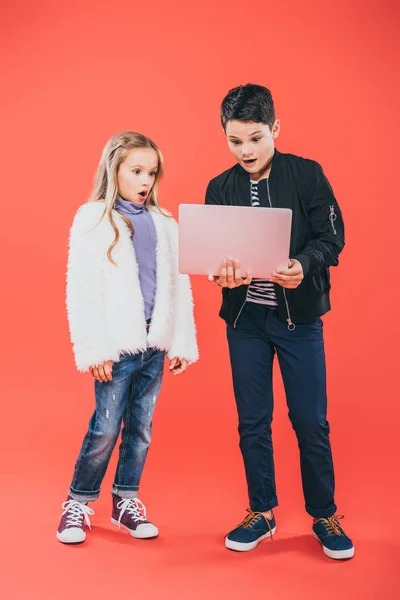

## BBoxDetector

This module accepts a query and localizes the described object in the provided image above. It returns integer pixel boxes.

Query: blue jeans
[69,348,165,502]
[227,302,336,518]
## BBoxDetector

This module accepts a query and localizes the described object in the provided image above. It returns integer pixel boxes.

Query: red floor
[3,486,398,599]
[3,398,398,600]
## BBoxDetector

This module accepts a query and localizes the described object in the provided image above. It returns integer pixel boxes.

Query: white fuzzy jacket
[66,202,198,372]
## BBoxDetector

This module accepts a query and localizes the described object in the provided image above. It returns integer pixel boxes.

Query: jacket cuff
[74,348,121,373]
[293,253,312,277]
[167,342,199,365]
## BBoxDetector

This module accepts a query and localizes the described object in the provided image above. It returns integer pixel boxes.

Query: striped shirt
[247,180,278,308]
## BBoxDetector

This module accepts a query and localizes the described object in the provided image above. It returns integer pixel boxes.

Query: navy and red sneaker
[225,509,276,552]
[313,515,355,560]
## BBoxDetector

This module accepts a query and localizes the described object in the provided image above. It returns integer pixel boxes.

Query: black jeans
[227,302,336,518]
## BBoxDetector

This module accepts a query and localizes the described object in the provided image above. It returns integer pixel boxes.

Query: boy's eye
[231,140,241,145]
[252,137,261,142]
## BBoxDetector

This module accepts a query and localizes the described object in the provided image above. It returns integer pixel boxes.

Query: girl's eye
[150,171,157,177]
[133,169,140,175]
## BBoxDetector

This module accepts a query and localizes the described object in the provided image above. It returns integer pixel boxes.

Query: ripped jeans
[69,348,165,503]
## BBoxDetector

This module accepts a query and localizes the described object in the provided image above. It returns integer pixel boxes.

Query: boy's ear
[272,119,280,139]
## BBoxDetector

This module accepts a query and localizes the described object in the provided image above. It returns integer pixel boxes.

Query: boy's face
[225,120,280,178]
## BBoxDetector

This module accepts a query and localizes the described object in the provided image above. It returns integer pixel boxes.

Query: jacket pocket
[312,269,331,293]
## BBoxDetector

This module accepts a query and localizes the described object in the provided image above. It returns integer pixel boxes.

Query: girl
[57,131,198,544]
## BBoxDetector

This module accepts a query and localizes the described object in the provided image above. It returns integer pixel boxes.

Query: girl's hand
[89,360,114,382]
[169,357,188,376]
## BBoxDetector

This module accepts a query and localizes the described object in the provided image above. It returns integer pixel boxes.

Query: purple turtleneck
[115,197,157,321]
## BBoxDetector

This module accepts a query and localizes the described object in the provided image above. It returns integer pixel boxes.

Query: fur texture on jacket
[66,201,198,372]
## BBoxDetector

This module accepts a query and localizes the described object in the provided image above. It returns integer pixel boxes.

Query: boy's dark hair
[220,84,275,130]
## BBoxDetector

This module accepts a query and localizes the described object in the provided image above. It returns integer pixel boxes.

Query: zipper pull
[329,205,337,235]
[287,318,296,331]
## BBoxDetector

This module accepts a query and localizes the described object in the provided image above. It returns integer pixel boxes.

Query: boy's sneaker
[313,515,355,560]
[225,509,276,551]
[111,495,159,539]
[57,495,95,544]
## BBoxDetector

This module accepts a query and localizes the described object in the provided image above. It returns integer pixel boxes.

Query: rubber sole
[312,532,355,560]
[225,526,276,552]
[56,530,86,544]
[111,518,159,539]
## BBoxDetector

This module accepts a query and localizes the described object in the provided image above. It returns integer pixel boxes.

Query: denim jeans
[69,348,165,502]
[227,302,337,518]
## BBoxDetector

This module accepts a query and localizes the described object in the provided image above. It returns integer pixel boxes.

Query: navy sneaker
[225,509,276,551]
[313,515,355,560]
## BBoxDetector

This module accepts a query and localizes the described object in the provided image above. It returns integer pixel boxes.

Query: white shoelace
[61,499,95,530]
[116,498,147,528]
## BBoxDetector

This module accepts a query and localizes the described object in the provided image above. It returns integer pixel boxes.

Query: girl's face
[117,148,159,205]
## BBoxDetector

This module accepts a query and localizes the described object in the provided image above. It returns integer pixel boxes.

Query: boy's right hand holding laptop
[208,259,253,289]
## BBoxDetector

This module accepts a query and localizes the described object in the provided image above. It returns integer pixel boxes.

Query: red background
[1,1,399,598]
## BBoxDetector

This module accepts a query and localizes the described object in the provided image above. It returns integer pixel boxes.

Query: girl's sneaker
[313,515,355,560]
[57,496,95,544]
[225,509,276,551]
[111,495,159,539]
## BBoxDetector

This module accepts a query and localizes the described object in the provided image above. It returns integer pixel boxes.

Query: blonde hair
[89,131,166,264]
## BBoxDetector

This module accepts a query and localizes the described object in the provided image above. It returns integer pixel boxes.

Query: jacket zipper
[233,286,250,328]
[267,179,295,331]
[329,205,337,235]
[266,179,272,208]
[282,289,296,331]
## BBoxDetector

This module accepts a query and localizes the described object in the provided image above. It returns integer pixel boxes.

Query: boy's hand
[169,357,188,376]
[270,259,304,289]
[90,360,114,382]
[208,259,252,288]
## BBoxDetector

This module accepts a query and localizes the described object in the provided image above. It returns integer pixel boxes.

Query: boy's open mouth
[243,159,257,166]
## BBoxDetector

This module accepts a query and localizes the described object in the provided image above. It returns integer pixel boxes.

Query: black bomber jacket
[205,149,345,328]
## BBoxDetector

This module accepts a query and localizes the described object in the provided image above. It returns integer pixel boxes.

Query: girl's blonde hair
[89,131,165,264]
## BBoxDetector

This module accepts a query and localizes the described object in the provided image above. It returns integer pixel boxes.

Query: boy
[206,84,354,560]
